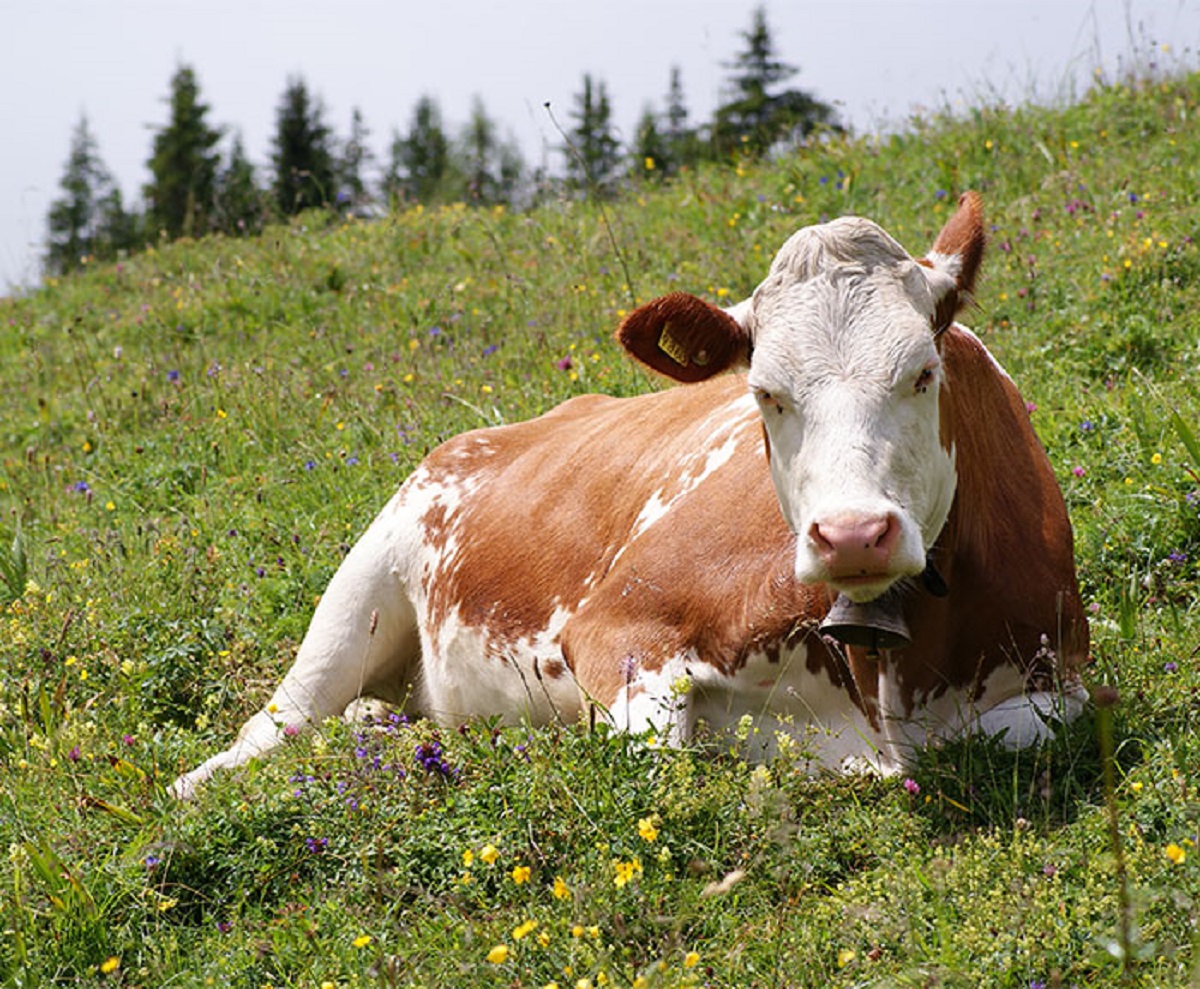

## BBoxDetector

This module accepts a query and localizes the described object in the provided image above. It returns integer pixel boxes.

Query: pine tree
[711,6,836,159]
[145,64,222,239]
[215,132,266,234]
[336,107,374,211]
[271,76,336,215]
[392,95,453,204]
[565,74,621,197]
[631,107,669,181]
[46,115,119,274]
[94,186,143,259]
[456,96,524,204]
[663,66,702,172]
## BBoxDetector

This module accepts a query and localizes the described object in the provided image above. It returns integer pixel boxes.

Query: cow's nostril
[811,514,900,575]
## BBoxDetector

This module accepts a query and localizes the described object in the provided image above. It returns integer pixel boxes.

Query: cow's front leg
[170,503,420,798]
[593,654,697,746]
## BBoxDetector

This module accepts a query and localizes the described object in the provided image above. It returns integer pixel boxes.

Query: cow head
[617,192,985,603]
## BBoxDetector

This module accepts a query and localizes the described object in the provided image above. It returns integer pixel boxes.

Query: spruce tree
[46,115,110,274]
[711,6,836,159]
[215,132,265,234]
[565,74,621,197]
[456,97,524,204]
[664,66,701,172]
[393,95,452,204]
[271,76,336,215]
[336,107,374,211]
[631,107,669,180]
[145,64,222,239]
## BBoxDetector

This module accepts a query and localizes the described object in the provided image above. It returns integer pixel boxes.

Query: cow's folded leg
[170,508,419,798]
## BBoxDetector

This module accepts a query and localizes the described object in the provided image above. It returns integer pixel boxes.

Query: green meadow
[2,69,1200,988]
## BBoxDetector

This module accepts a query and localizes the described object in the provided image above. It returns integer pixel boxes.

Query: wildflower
[637,815,660,842]
[613,857,643,888]
[552,876,570,900]
[100,956,120,974]
[480,843,500,864]
[1166,843,1187,865]
[513,919,538,940]
[903,778,920,795]
[683,951,700,968]
[556,356,573,371]
[1151,452,1163,465]
[511,864,532,884]
[1164,662,1179,674]
[352,935,373,949]
[463,848,475,867]
[1072,466,1086,478]
[837,948,856,967]
[644,157,656,171]
[487,944,510,964]
[167,369,180,382]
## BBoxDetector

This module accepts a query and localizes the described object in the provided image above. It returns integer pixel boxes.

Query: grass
[2,67,1200,987]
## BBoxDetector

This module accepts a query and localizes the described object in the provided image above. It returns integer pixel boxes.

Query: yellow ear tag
[658,322,689,366]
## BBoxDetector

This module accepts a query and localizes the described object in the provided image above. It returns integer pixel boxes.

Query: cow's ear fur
[616,291,752,383]
[921,190,986,333]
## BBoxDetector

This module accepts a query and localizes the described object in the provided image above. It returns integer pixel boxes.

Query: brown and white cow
[172,192,1089,798]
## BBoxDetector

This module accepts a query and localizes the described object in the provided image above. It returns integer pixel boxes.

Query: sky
[3,0,1199,292]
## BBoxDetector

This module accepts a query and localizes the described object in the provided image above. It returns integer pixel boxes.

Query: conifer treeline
[45,7,837,277]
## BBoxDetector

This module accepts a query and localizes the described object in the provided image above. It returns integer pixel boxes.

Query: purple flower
[305,837,328,853]
[144,855,161,869]
[1072,466,1086,478]
[556,356,573,371]
[304,460,316,471]
[73,481,90,493]
[482,344,499,357]
[903,778,920,795]
[167,369,180,382]
[1165,662,1179,674]
[123,734,135,746]
[347,455,359,467]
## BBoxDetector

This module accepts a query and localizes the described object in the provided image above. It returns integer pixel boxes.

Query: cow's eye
[914,367,936,395]
[754,388,785,414]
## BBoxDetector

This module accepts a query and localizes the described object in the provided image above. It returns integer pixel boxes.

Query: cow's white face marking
[742,218,959,602]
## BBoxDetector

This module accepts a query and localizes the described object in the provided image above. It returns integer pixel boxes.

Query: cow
[171,192,1089,799]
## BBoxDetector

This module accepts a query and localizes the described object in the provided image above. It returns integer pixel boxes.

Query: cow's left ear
[921,190,985,332]
[616,291,752,383]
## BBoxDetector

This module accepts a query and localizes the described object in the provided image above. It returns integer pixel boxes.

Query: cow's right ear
[616,291,752,383]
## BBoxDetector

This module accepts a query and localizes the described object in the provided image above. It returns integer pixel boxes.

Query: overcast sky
[3,0,1198,292]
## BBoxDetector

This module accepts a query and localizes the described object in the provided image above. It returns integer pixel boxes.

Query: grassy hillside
[1,69,1199,987]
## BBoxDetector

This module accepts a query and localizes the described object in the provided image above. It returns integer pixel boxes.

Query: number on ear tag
[658,322,689,366]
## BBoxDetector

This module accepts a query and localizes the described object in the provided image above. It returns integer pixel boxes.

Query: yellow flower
[683,951,700,968]
[1166,843,1187,865]
[352,935,373,949]
[480,843,500,864]
[637,815,659,842]
[633,979,648,989]
[837,948,856,968]
[513,919,538,940]
[511,864,532,884]
[553,876,570,900]
[487,944,510,964]
[571,925,585,938]
[613,857,643,888]
[462,849,475,867]
[1151,452,1163,465]
[644,157,656,171]
[100,956,120,974]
